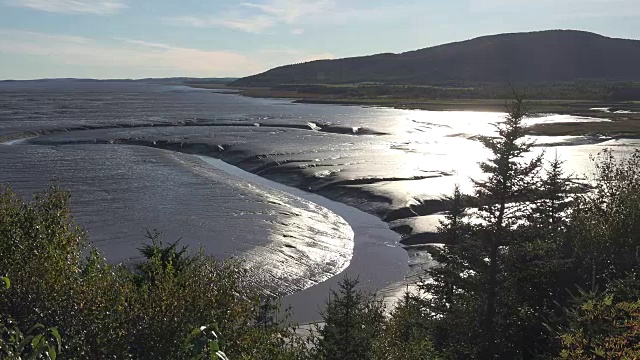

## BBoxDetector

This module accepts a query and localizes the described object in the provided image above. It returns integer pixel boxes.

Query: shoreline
[11,87,639,252]
[5,86,639,320]
[187,83,640,137]
[2,135,409,324]
[8,87,638,253]
[197,156,408,323]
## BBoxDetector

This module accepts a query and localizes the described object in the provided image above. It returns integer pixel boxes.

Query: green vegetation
[1,276,62,359]
[191,80,640,105]
[0,186,300,359]
[556,280,640,359]
[312,277,384,360]
[2,95,640,359]
[416,96,640,358]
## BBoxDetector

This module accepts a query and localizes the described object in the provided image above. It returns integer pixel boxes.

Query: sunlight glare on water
[0,81,637,316]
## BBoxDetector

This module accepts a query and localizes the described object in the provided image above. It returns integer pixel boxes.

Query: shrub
[1,276,62,359]
[312,277,385,360]
[0,185,306,359]
[557,276,640,360]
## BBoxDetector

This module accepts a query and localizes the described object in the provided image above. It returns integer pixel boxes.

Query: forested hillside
[234,30,640,86]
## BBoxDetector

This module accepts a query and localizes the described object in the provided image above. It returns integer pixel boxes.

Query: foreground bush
[419,95,640,358]
[310,277,439,360]
[1,276,62,359]
[557,279,640,360]
[0,186,305,359]
[0,185,441,360]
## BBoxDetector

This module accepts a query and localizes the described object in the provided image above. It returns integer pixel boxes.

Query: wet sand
[199,156,407,323]
[2,80,639,323]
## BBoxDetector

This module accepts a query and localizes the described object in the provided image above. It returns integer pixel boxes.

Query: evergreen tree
[532,156,573,229]
[422,185,485,357]
[499,156,575,356]
[372,291,438,360]
[472,95,545,357]
[427,185,472,309]
[424,94,552,358]
[255,297,278,329]
[313,277,385,360]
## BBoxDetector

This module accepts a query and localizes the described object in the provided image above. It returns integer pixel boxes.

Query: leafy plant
[557,289,640,359]
[186,324,229,360]
[1,277,63,360]
[0,186,308,359]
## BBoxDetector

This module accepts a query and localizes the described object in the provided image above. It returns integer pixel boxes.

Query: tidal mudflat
[1,80,637,322]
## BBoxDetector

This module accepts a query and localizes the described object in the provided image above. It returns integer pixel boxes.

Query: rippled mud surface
[0,144,353,295]
[1,80,638,320]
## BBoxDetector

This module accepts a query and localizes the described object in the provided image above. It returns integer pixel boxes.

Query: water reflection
[1,81,638,316]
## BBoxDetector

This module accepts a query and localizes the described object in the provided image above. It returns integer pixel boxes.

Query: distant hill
[233,30,640,86]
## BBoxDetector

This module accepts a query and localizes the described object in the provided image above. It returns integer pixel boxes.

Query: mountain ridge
[233,30,640,86]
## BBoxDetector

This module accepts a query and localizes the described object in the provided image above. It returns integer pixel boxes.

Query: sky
[0,0,639,80]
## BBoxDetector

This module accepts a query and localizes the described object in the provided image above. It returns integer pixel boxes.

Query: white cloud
[257,48,335,65]
[240,0,334,23]
[0,30,262,77]
[2,0,127,15]
[469,0,640,17]
[166,0,335,34]
[301,52,335,62]
[165,15,275,34]
[0,29,344,78]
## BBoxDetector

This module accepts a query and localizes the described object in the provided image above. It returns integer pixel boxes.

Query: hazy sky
[0,0,638,79]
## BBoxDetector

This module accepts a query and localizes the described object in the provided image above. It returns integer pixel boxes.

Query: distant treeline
[271,82,640,101]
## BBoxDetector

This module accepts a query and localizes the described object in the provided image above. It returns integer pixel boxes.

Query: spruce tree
[530,156,573,231]
[473,95,544,357]
[425,94,547,358]
[499,156,575,356]
[313,277,385,360]
[422,188,481,357]
[371,291,438,360]
[423,184,484,356]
